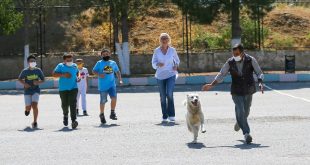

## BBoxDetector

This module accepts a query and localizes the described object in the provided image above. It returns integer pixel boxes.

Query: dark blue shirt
[18,67,45,95]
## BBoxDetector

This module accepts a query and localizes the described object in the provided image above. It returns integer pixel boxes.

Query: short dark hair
[101,49,110,55]
[233,43,244,52]
[75,59,83,63]
[27,55,36,61]
[63,53,73,60]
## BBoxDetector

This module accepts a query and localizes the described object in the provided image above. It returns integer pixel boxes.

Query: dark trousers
[59,88,78,121]
[232,94,253,135]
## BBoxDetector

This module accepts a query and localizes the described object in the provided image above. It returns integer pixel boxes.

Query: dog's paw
[201,130,206,133]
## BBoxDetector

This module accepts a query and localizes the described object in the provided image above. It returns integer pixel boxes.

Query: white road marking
[264,84,310,103]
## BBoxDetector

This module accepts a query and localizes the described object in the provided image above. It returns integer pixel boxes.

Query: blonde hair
[159,33,171,46]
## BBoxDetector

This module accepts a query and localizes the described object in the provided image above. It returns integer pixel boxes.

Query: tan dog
[185,93,206,143]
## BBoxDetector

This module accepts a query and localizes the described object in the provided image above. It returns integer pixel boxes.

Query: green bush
[271,34,295,48]
[192,17,269,50]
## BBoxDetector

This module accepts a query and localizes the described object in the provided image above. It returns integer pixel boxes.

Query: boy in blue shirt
[53,54,80,129]
[18,55,45,128]
[93,49,123,124]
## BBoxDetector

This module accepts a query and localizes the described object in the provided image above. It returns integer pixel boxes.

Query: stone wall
[1,50,309,80]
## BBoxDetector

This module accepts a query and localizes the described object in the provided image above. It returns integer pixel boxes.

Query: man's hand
[99,73,105,78]
[33,80,40,85]
[119,80,123,86]
[24,83,31,89]
[157,62,164,67]
[202,84,213,91]
[62,72,71,78]
[259,83,264,94]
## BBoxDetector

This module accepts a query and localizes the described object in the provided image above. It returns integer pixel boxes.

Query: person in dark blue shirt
[18,55,45,128]
[53,53,80,129]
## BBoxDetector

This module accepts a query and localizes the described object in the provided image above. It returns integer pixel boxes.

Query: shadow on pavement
[186,142,207,149]
[155,122,180,127]
[94,124,120,128]
[206,140,269,150]
[56,127,79,132]
[18,126,43,132]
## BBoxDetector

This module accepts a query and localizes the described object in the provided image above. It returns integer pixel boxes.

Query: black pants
[59,88,78,121]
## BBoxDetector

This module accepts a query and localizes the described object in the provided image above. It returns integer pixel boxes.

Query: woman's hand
[173,66,178,71]
[157,62,164,67]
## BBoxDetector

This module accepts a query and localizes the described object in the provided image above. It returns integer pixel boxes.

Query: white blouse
[151,46,180,80]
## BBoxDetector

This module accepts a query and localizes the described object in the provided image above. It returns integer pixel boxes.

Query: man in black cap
[202,43,264,144]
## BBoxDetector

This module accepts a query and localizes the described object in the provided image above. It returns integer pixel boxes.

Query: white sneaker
[244,133,253,144]
[168,117,175,122]
[162,119,169,123]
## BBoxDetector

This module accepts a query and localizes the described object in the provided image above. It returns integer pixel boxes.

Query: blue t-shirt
[18,67,45,95]
[54,63,79,91]
[92,60,119,91]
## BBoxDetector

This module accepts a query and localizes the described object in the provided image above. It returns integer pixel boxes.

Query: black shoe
[110,111,118,120]
[72,120,78,129]
[63,116,68,126]
[25,110,30,116]
[83,111,88,116]
[245,134,253,144]
[32,122,38,129]
[99,113,106,124]
[76,109,79,115]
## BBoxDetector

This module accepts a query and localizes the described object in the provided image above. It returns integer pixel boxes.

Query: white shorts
[24,93,40,106]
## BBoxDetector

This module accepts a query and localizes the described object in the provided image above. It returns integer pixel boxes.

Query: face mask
[29,62,37,68]
[66,62,73,66]
[102,56,110,61]
[233,56,242,62]
[77,63,83,69]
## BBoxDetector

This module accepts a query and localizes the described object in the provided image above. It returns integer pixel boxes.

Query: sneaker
[76,109,79,115]
[25,110,30,116]
[32,122,38,129]
[83,111,88,116]
[72,120,78,129]
[162,118,169,123]
[99,113,106,124]
[244,133,253,144]
[234,122,240,132]
[168,117,175,122]
[63,116,68,126]
[110,111,118,120]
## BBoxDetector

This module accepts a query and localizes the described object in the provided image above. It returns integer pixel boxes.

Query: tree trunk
[231,0,241,47]
[110,0,127,75]
[23,0,30,68]
[121,0,130,75]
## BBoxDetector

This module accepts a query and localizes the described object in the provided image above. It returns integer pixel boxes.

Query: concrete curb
[1,74,310,90]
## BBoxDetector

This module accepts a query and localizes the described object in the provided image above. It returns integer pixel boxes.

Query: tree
[109,0,163,75]
[0,0,23,35]
[171,0,275,47]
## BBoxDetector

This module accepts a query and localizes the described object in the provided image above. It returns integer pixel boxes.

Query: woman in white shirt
[152,33,180,123]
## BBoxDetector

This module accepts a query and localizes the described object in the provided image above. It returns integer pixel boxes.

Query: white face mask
[66,62,73,66]
[29,62,37,68]
[233,56,242,62]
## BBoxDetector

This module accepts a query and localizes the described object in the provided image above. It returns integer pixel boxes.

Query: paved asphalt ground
[0,82,310,165]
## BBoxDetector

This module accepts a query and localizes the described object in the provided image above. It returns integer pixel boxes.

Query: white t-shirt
[77,67,89,90]
[151,46,180,80]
